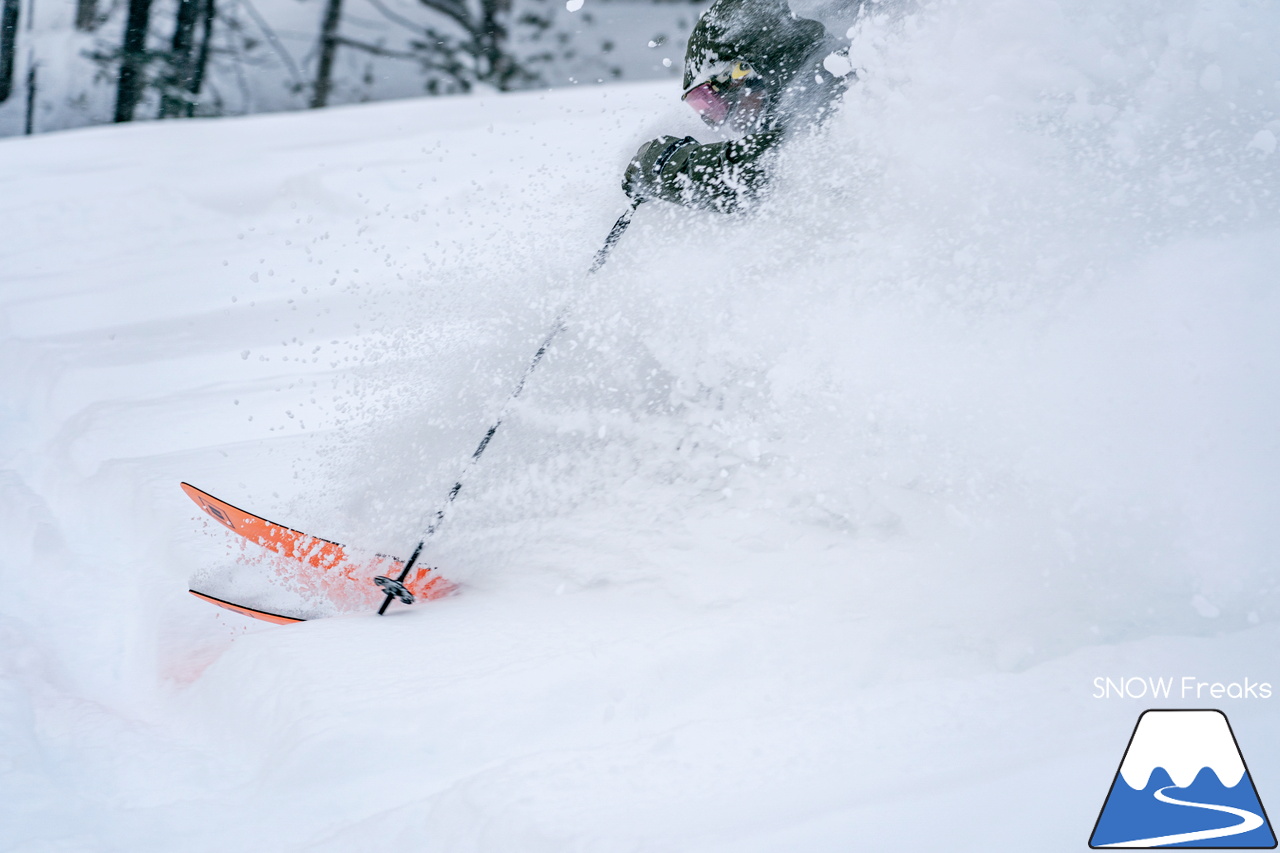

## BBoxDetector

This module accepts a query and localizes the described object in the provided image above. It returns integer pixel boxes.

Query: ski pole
[374,200,643,614]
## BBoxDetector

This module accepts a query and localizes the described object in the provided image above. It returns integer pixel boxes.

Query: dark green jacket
[650,0,845,212]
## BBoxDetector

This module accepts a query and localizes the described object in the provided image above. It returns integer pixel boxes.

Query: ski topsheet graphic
[1090,709,1276,848]
[182,483,455,623]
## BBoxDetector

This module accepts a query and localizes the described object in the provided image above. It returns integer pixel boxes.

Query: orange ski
[188,590,306,624]
[182,482,455,623]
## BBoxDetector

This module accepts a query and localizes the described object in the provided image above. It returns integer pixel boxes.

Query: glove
[623,135,698,202]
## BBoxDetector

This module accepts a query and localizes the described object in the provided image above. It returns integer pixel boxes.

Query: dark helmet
[682,0,829,102]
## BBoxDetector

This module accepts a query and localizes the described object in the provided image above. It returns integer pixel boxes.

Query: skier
[622,0,846,213]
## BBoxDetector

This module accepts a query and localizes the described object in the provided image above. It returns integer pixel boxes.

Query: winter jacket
[633,0,846,212]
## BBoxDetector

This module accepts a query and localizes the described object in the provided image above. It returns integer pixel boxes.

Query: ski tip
[189,590,306,625]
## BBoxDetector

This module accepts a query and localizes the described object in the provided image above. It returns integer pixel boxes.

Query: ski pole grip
[651,136,697,177]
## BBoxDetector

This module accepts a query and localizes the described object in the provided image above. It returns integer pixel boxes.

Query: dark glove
[623,135,699,202]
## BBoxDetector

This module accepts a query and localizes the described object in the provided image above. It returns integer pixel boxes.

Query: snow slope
[2,0,1280,849]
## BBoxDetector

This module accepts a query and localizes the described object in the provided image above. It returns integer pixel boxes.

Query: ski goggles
[682,61,758,125]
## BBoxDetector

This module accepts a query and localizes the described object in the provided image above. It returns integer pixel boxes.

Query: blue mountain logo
[1090,709,1276,848]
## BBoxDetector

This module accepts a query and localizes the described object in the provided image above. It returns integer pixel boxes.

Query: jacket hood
[682,0,829,95]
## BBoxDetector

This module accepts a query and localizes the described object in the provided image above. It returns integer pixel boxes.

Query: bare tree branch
[360,0,425,36]
[236,0,303,87]
[415,0,474,37]
[331,35,416,60]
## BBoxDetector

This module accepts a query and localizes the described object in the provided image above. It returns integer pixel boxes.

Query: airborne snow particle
[823,52,853,78]
[1248,129,1276,155]
[1191,594,1221,619]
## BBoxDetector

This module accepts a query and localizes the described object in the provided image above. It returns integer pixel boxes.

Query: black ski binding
[374,575,415,605]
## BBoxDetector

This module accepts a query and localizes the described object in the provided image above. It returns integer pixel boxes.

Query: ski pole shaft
[376,201,641,614]
[590,199,641,273]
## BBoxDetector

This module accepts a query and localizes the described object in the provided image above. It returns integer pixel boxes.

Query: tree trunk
[0,0,19,103]
[159,0,200,117]
[311,0,343,108]
[23,57,34,132]
[114,0,154,122]
[476,0,513,90]
[75,0,98,31]
[186,0,215,117]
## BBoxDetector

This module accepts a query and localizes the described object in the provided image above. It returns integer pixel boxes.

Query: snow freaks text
[1093,677,1274,701]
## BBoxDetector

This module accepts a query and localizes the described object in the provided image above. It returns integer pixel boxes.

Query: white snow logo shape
[1090,710,1276,848]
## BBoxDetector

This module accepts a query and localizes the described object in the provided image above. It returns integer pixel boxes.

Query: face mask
[682,61,762,129]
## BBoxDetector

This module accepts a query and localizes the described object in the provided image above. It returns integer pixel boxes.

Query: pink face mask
[683,81,731,126]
